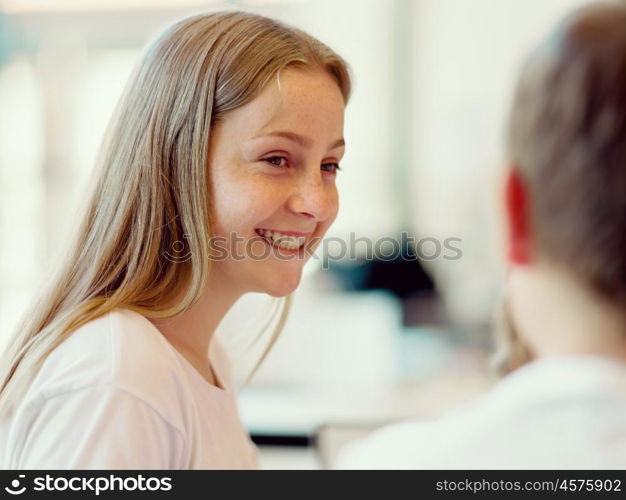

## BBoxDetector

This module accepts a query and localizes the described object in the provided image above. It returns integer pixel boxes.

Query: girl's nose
[287,171,335,221]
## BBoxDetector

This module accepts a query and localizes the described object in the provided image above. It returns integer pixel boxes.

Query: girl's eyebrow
[252,130,345,150]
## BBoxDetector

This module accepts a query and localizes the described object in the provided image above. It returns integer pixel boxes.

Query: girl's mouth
[255,228,308,252]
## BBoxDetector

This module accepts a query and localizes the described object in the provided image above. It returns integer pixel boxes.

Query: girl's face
[208,68,346,297]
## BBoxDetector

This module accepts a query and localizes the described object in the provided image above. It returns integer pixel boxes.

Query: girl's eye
[263,156,289,168]
[321,162,341,174]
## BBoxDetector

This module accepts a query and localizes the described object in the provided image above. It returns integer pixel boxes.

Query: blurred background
[0,0,591,468]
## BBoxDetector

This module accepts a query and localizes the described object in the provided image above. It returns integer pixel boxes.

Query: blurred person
[0,11,349,469]
[337,1,626,469]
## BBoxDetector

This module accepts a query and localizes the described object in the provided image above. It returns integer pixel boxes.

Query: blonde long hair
[0,11,350,417]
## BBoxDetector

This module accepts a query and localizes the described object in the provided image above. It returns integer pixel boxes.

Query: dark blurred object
[325,232,434,297]
[324,239,448,327]
[327,256,434,299]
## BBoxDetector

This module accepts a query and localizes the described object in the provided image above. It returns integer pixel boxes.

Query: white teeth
[257,229,306,250]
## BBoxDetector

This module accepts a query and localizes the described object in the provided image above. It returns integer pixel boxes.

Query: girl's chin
[259,272,302,298]
[264,281,301,298]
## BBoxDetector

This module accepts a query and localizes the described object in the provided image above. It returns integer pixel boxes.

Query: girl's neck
[148,276,242,363]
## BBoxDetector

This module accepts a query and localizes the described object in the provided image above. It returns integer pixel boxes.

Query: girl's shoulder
[25,308,193,426]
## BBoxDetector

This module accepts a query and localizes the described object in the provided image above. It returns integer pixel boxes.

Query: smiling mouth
[255,228,308,251]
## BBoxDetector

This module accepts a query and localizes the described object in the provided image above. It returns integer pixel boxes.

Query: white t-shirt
[0,308,259,469]
[336,356,626,469]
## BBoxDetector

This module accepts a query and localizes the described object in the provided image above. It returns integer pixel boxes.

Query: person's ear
[504,168,532,264]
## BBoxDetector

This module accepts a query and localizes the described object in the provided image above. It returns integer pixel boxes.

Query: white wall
[408,0,591,325]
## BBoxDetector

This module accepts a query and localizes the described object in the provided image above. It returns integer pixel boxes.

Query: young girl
[0,11,350,469]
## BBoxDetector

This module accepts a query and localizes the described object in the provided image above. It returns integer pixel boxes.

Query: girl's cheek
[216,169,293,223]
